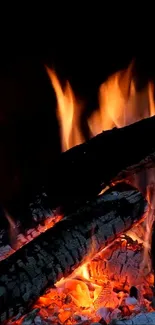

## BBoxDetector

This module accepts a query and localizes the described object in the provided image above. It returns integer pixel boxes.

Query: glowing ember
[9,237,154,324]
[0,213,62,261]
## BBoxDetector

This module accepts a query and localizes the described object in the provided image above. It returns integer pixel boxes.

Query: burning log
[47,115,155,210]
[0,183,146,323]
[5,115,155,224]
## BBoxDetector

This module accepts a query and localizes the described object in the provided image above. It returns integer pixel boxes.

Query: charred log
[47,115,155,210]
[5,115,155,223]
[0,183,146,323]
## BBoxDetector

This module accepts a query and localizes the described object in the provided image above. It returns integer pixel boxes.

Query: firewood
[6,115,155,224]
[46,115,155,210]
[0,183,146,323]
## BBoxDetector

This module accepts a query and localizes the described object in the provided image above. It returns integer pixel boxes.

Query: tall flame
[46,68,84,151]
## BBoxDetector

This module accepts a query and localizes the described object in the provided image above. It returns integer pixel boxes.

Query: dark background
[0,34,155,224]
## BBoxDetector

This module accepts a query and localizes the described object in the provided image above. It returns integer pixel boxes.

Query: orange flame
[88,65,155,136]
[47,64,155,151]
[46,67,84,151]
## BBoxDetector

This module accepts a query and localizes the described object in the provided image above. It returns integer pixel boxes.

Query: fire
[88,65,155,136]
[35,63,155,324]
[28,237,154,325]
[6,63,155,324]
[46,63,155,278]
[47,63,155,151]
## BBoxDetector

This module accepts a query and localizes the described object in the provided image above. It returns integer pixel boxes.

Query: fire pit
[1,62,155,324]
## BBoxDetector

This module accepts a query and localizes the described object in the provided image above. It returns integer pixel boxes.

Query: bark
[0,183,147,323]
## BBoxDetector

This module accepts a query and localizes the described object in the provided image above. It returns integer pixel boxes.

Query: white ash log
[109,311,155,324]
[87,236,152,290]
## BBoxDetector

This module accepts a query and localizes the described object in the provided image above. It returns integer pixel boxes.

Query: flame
[5,212,19,248]
[46,67,84,151]
[88,65,155,136]
[47,63,155,152]
[29,237,154,325]
[126,168,155,274]
[140,183,155,273]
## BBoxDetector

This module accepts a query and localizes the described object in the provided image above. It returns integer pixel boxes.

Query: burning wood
[45,114,155,212]
[1,62,155,325]
[5,66,155,225]
[0,183,146,323]
[43,65,155,213]
[8,236,154,325]
[2,114,155,255]
[5,113,155,225]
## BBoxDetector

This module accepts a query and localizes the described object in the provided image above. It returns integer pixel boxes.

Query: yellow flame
[88,65,155,136]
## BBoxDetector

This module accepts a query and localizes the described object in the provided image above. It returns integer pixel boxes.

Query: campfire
[2,62,155,325]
